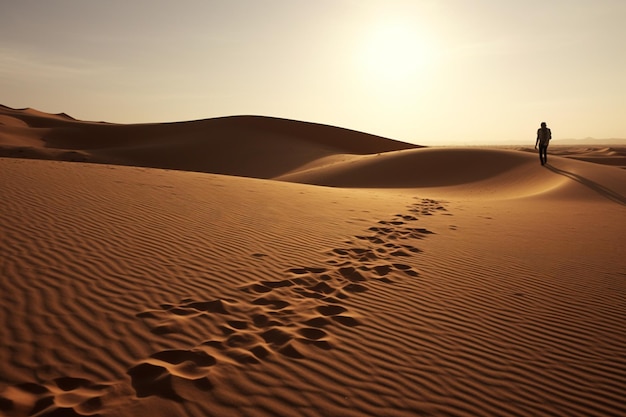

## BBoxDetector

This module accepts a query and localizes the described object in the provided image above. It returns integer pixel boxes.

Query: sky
[1,0,625,145]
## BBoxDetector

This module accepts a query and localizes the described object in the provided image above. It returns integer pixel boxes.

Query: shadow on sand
[545,164,626,206]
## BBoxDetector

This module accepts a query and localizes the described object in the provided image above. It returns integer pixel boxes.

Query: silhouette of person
[535,122,551,165]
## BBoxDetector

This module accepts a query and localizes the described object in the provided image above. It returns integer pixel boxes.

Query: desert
[1,105,625,417]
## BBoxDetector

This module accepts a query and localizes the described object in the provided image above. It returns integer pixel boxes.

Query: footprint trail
[127,198,448,400]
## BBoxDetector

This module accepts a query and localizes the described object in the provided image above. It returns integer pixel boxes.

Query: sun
[359,21,436,87]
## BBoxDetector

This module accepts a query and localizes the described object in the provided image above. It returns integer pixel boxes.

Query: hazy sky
[1,0,624,145]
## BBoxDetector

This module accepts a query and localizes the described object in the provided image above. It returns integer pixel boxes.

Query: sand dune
[548,145,626,167]
[515,144,626,168]
[1,107,625,417]
[277,147,553,192]
[0,105,418,178]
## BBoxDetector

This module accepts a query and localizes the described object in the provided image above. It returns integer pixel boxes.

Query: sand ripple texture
[1,158,625,417]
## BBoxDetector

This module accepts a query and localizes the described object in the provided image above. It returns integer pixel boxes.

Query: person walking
[535,122,551,165]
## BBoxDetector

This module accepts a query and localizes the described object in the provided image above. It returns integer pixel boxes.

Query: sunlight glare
[359,21,436,89]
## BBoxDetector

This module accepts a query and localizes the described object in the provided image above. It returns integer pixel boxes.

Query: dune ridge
[0,105,419,179]
[1,107,625,417]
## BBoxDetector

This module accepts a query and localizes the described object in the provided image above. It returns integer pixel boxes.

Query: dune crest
[0,105,418,178]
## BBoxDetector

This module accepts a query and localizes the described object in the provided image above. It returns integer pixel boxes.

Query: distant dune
[0,105,418,178]
[1,105,625,417]
[553,137,626,145]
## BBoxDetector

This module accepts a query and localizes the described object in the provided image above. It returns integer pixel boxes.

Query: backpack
[538,127,551,144]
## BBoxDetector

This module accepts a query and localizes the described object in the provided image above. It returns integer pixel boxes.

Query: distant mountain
[552,138,626,145]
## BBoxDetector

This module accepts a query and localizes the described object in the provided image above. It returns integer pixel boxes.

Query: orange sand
[1,106,625,417]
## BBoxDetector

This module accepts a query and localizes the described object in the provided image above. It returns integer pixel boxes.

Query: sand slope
[1,108,625,417]
[0,105,418,178]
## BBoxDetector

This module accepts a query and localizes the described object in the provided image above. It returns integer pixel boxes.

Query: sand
[1,105,625,417]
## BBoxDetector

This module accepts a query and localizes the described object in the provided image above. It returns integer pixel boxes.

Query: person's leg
[539,145,548,165]
[544,146,548,164]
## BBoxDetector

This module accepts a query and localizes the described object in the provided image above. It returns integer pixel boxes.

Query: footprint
[252,313,282,328]
[378,220,405,226]
[298,327,328,340]
[355,235,384,244]
[317,305,348,316]
[372,265,392,276]
[342,283,368,293]
[338,266,366,282]
[225,348,261,364]
[287,267,309,275]
[169,307,198,316]
[241,283,272,294]
[0,396,12,413]
[127,362,183,402]
[226,333,258,348]
[15,382,50,395]
[293,288,326,299]
[260,328,293,346]
[307,281,336,294]
[401,244,422,254]
[409,227,434,235]
[291,276,319,287]
[303,316,332,328]
[202,340,225,350]
[227,320,249,330]
[369,226,394,234]
[129,348,217,402]
[250,344,271,360]
[251,297,290,310]
[260,279,294,289]
[402,268,419,277]
[1,378,110,416]
[278,343,305,359]
[150,349,216,367]
[332,316,361,327]
[287,266,326,275]
[183,299,229,314]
